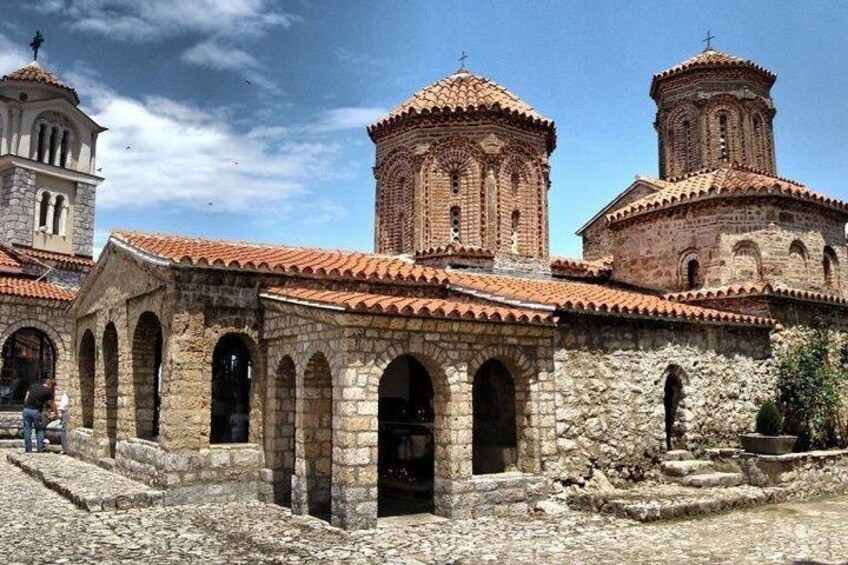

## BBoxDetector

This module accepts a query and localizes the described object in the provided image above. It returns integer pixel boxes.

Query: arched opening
[788,240,809,284]
[0,328,55,410]
[686,258,700,290]
[132,312,163,440]
[472,359,517,475]
[663,366,686,451]
[300,352,333,520]
[267,356,296,505]
[78,330,95,428]
[102,323,119,458]
[52,195,65,235]
[210,334,252,444]
[450,206,461,242]
[718,114,729,162]
[510,210,520,254]
[732,241,762,282]
[824,246,839,289]
[38,192,50,230]
[378,355,435,517]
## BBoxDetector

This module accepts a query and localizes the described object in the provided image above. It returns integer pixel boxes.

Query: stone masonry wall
[611,198,848,293]
[72,182,95,256]
[0,167,36,247]
[580,181,658,262]
[553,315,774,483]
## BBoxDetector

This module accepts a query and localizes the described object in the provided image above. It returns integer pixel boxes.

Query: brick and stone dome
[650,47,778,179]
[0,61,80,104]
[369,70,555,150]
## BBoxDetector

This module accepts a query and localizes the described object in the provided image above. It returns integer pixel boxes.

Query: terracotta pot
[739,433,797,455]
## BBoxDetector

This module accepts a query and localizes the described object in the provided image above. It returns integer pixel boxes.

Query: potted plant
[739,400,797,455]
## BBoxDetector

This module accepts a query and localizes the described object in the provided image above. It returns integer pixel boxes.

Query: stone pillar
[158,309,208,452]
[433,364,474,519]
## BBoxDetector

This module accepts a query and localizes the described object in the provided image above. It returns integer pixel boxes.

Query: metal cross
[702,31,716,49]
[458,50,468,71]
[30,30,44,61]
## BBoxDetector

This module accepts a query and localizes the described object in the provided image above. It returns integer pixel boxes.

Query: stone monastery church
[0,45,846,530]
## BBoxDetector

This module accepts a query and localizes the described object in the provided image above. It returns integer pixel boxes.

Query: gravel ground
[2,455,848,564]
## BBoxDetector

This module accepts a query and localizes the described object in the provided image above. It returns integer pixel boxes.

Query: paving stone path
[2,454,848,564]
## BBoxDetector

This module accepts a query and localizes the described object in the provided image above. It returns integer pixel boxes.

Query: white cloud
[31,0,300,42]
[70,72,340,214]
[312,107,387,133]
[181,40,259,71]
[0,33,31,72]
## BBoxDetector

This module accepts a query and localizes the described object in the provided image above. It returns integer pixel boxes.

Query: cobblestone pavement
[2,456,848,564]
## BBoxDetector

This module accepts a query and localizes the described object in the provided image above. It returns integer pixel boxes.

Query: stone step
[662,450,694,461]
[660,460,714,477]
[680,472,745,488]
[98,457,116,471]
[0,439,61,453]
[6,452,163,512]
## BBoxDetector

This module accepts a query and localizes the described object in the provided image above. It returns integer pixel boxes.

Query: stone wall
[738,449,848,500]
[0,167,36,247]
[580,181,658,262]
[610,198,848,293]
[72,182,96,256]
[553,315,774,483]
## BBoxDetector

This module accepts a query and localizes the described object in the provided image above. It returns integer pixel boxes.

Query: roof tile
[0,276,74,301]
[2,61,80,104]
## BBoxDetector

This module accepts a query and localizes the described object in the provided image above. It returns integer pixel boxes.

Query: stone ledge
[6,451,164,512]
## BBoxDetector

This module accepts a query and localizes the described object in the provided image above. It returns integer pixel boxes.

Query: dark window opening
[473,360,517,474]
[210,335,252,444]
[0,328,55,410]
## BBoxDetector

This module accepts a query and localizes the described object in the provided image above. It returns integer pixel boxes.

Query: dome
[368,70,555,147]
[1,61,80,105]
[650,47,776,98]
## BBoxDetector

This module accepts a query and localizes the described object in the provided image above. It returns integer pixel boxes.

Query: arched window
[450,206,461,242]
[211,334,252,444]
[450,173,460,195]
[788,240,809,284]
[510,210,520,254]
[473,360,517,474]
[38,192,51,230]
[0,328,55,409]
[32,114,75,168]
[732,241,762,282]
[52,195,65,235]
[36,123,47,162]
[718,114,729,162]
[133,312,163,440]
[687,258,701,290]
[824,246,839,289]
[510,172,520,196]
[663,366,687,450]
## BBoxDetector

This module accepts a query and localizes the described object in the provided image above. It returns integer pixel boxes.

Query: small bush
[755,400,783,436]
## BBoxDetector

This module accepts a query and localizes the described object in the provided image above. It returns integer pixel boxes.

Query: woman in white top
[58,391,70,454]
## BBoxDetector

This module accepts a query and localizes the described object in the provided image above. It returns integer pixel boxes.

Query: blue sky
[3,1,848,258]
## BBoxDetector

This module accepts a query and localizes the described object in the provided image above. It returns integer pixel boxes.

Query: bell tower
[0,50,105,259]
[651,47,777,179]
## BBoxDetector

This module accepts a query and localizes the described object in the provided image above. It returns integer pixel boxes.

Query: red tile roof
[261,286,553,325]
[651,48,776,96]
[665,281,848,307]
[550,257,612,280]
[0,247,21,270]
[111,231,448,285]
[14,246,94,268]
[0,276,74,301]
[448,272,773,326]
[2,62,80,104]
[369,71,555,148]
[606,166,848,224]
[414,242,495,259]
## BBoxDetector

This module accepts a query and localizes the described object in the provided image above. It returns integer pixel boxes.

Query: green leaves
[755,400,783,436]
[776,325,848,450]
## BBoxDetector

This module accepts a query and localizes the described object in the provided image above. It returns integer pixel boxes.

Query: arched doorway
[132,312,163,440]
[210,334,252,444]
[78,330,95,428]
[0,327,55,410]
[267,355,296,505]
[102,323,119,458]
[378,355,435,517]
[663,366,685,451]
[298,352,333,520]
[473,359,517,474]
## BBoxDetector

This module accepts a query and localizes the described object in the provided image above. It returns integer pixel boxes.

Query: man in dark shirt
[22,378,57,453]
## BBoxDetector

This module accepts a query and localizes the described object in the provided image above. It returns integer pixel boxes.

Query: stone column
[433,363,474,520]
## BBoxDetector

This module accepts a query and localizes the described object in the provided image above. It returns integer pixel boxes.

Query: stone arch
[788,240,809,285]
[0,326,57,410]
[731,240,762,282]
[377,354,436,516]
[131,312,163,440]
[707,101,743,165]
[664,104,700,177]
[0,318,65,362]
[77,329,96,428]
[266,355,296,505]
[375,150,415,254]
[824,245,840,290]
[297,351,333,521]
[31,111,79,168]
[499,143,544,256]
[750,110,771,171]
[102,322,119,458]
[210,332,254,444]
[677,249,701,290]
[662,365,688,451]
[468,346,537,473]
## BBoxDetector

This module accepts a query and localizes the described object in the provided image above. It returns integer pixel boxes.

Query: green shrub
[755,400,783,436]
[776,324,848,450]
